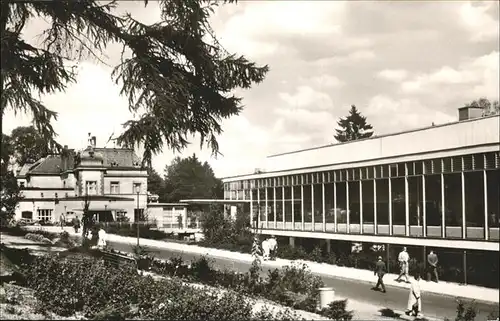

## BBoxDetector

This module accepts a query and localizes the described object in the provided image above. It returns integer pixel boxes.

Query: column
[182,208,188,230]
[289,236,295,248]
[301,185,305,230]
[346,181,350,233]
[484,170,489,240]
[326,239,331,253]
[311,183,315,231]
[250,189,253,227]
[441,173,445,238]
[422,175,427,237]
[461,172,466,239]
[291,186,295,230]
[386,244,391,273]
[360,180,364,234]
[282,186,285,228]
[463,250,468,285]
[405,166,410,236]
[273,187,277,229]
[265,187,269,229]
[334,182,337,233]
[373,180,378,235]
[322,183,326,232]
[389,178,393,236]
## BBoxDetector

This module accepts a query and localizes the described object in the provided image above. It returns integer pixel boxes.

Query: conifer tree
[334,105,374,143]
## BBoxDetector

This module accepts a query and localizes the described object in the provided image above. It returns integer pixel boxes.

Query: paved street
[108,240,499,321]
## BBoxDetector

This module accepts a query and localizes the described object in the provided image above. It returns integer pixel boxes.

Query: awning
[64,195,135,201]
[71,208,126,212]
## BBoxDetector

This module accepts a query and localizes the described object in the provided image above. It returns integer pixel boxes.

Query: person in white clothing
[396,247,410,283]
[97,227,108,248]
[261,239,270,261]
[267,236,278,260]
[406,273,422,317]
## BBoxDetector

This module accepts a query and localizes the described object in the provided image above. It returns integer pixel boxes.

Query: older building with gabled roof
[15,134,148,223]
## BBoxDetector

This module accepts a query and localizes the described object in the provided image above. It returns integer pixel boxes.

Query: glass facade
[225,151,500,241]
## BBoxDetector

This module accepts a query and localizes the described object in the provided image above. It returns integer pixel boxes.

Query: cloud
[3,1,499,178]
[365,95,456,133]
[401,51,499,98]
[278,86,334,110]
[377,69,409,82]
[459,2,499,42]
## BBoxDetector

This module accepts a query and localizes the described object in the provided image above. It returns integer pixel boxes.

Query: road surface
[107,240,499,321]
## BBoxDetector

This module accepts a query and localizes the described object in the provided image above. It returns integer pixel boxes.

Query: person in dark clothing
[427,250,439,283]
[372,256,387,293]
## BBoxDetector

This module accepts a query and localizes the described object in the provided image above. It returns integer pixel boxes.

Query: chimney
[62,145,69,171]
[91,136,96,148]
[458,106,483,121]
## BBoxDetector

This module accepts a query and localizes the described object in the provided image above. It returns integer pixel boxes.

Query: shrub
[265,262,324,311]
[319,299,354,320]
[454,300,478,321]
[22,254,297,320]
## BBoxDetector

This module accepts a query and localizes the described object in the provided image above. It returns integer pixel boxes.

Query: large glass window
[293,186,302,224]
[425,174,442,237]
[336,182,347,224]
[251,189,258,228]
[313,183,323,226]
[487,169,500,240]
[258,189,266,223]
[349,181,360,232]
[444,173,462,238]
[392,178,406,235]
[362,180,374,224]
[276,187,283,222]
[325,183,335,230]
[303,185,312,226]
[266,187,274,222]
[376,179,389,226]
[465,171,485,239]
[408,176,424,235]
[284,187,292,224]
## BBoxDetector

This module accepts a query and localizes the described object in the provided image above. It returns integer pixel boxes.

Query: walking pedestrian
[396,247,410,283]
[427,250,439,283]
[59,213,65,230]
[372,256,387,293]
[405,273,422,317]
[73,215,80,233]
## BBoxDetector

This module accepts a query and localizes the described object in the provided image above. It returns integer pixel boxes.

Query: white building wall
[264,116,500,173]
[29,176,63,188]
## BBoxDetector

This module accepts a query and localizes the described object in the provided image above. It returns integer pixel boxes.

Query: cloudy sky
[2,1,499,178]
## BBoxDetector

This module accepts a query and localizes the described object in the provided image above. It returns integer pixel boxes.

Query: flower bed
[110,248,352,319]
[22,253,303,320]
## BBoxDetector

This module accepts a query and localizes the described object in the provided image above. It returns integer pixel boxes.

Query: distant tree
[0,134,22,225]
[147,168,164,197]
[9,126,50,166]
[334,105,374,143]
[162,154,222,203]
[465,98,500,116]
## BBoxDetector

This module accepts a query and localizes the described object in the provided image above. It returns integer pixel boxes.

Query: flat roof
[180,199,251,204]
[267,114,496,159]
[147,203,188,206]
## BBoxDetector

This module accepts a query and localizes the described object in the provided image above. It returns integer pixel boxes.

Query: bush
[22,254,296,320]
[319,299,354,321]
[265,263,324,311]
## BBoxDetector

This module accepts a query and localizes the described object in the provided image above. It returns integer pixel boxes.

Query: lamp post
[136,185,140,247]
